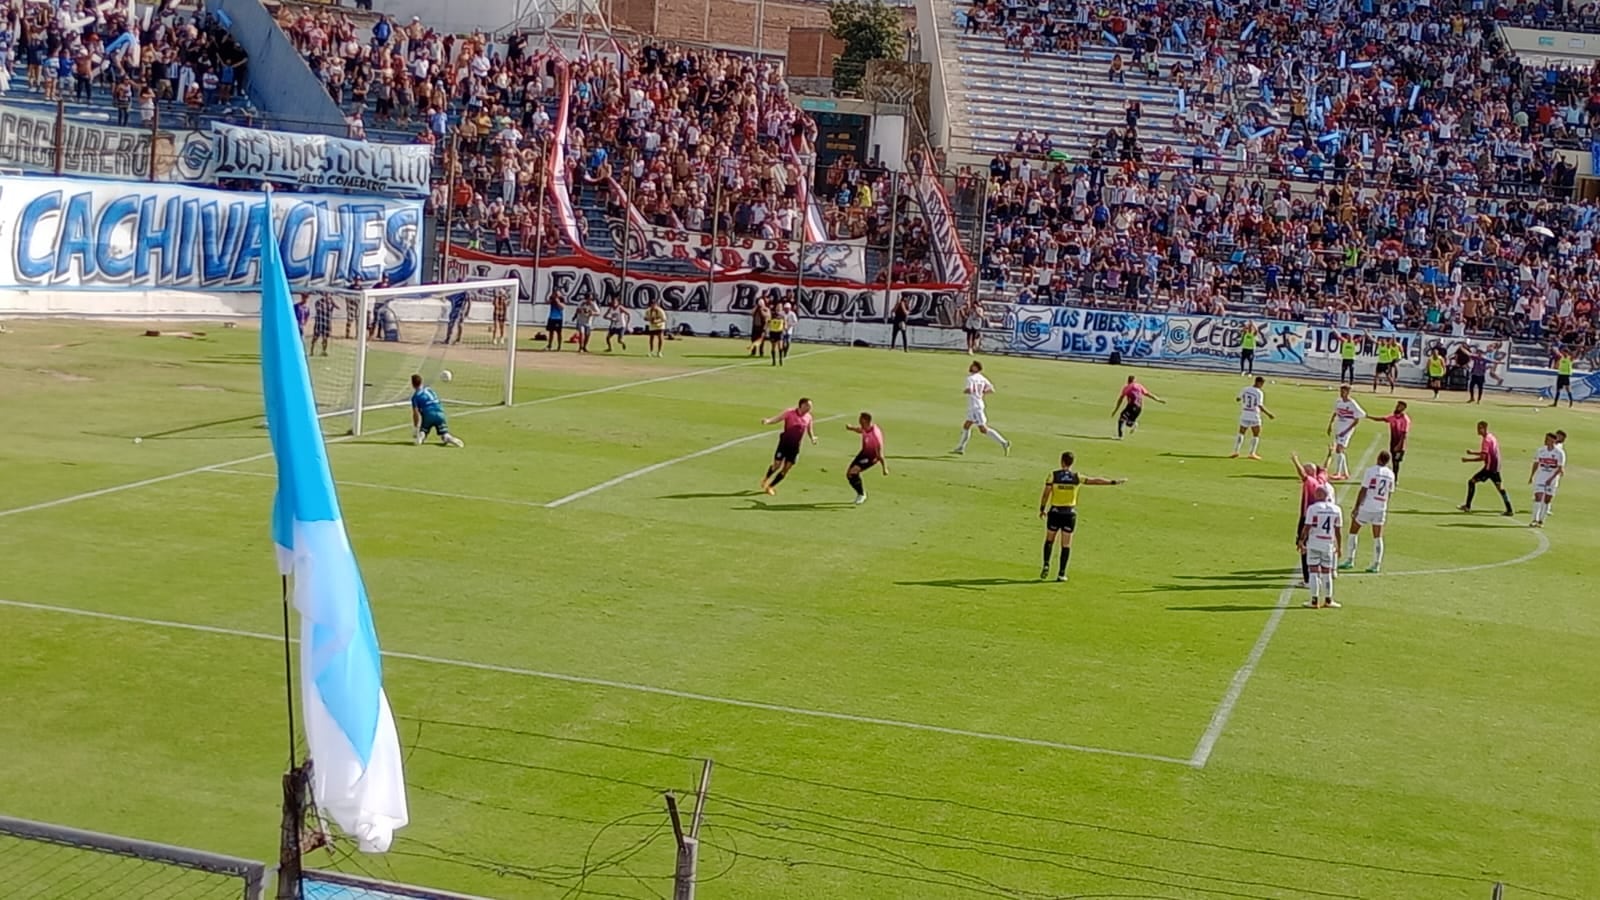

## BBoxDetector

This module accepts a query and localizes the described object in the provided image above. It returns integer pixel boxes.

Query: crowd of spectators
[966,0,1600,357]
[277,6,966,283]
[0,0,247,128]
[278,9,923,271]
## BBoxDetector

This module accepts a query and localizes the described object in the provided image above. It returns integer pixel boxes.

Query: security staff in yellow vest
[1553,349,1576,407]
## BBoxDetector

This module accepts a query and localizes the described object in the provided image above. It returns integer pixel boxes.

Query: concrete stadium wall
[6,291,1585,398]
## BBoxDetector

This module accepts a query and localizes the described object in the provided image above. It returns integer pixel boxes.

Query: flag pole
[264,182,300,773]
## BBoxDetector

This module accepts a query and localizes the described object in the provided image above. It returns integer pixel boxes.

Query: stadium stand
[5,0,1597,366]
[948,0,1600,367]
[0,0,249,129]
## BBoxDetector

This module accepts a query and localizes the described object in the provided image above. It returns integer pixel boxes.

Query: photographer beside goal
[411,374,465,448]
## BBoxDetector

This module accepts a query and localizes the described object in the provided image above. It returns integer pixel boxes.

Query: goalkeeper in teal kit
[411,374,465,447]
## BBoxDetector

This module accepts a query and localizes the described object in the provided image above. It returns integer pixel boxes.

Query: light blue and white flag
[260,197,408,853]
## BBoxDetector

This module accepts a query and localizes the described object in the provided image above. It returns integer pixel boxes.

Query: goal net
[302,278,521,436]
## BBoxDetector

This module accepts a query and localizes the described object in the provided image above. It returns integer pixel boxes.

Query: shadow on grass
[1227,473,1300,481]
[894,576,1046,590]
[1157,451,1233,460]
[740,500,857,512]
[1168,604,1285,612]
[892,454,970,461]
[1124,582,1282,594]
[1058,432,1121,442]
[658,490,759,500]
[1436,520,1521,528]
[121,411,266,441]
[188,354,258,365]
[1228,568,1298,576]
[1390,509,1464,516]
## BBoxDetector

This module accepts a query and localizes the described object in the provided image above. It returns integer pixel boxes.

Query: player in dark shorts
[1467,348,1489,403]
[311,292,335,356]
[445,291,471,344]
[844,412,888,504]
[544,290,566,350]
[1111,375,1164,439]
[1367,400,1410,479]
[759,397,816,495]
[1037,450,1127,582]
[1553,349,1575,407]
[491,289,508,344]
[344,276,364,338]
[1459,420,1513,515]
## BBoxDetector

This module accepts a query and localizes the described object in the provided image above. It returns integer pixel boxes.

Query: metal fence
[0,815,267,899]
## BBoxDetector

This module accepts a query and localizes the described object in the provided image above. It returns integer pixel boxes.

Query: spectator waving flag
[611,35,629,74]
[259,196,409,853]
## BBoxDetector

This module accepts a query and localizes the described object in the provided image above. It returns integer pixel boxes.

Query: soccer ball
[440,370,453,383]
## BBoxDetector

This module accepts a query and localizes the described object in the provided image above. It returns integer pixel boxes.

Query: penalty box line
[544,413,849,508]
[1189,433,1384,769]
[0,598,1193,767]
[0,348,844,522]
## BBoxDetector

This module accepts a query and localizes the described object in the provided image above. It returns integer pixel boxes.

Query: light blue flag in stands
[259,196,408,853]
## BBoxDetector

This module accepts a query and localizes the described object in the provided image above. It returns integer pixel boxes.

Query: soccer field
[2,322,1596,900]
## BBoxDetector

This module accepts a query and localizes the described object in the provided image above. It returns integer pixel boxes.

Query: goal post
[302,278,521,437]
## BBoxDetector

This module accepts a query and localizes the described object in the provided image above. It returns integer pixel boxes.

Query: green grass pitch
[1,321,1596,899]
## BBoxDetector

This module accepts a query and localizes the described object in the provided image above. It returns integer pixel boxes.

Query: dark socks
[1042,541,1054,567]
[1058,546,1072,576]
[769,470,787,487]
[1300,552,1309,583]
[847,473,864,496]
[1498,488,1513,514]
[1464,481,1476,508]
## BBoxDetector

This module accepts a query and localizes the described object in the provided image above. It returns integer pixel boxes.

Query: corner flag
[259,198,408,852]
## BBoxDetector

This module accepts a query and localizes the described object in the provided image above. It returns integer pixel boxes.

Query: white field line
[0,597,1191,766]
[0,348,843,521]
[1189,433,1383,769]
[206,468,549,509]
[1378,486,1552,577]
[544,414,848,509]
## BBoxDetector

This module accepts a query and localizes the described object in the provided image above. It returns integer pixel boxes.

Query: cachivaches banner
[0,176,423,289]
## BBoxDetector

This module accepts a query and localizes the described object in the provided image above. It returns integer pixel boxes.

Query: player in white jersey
[1230,375,1276,459]
[1298,484,1344,609]
[1324,384,1367,480]
[1340,450,1395,573]
[1547,429,1567,516]
[953,360,1011,455]
[1527,432,1566,527]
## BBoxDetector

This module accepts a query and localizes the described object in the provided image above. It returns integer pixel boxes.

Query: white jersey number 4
[1304,501,1343,551]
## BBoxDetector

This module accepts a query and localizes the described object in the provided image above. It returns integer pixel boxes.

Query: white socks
[986,428,1009,447]
[1233,434,1244,453]
[1532,500,1546,523]
[1334,451,1347,477]
[1249,437,1260,455]
[1373,537,1384,565]
[956,429,971,451]
[1346,534,1359,563]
